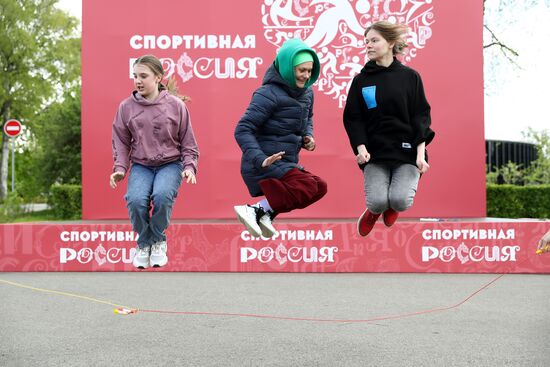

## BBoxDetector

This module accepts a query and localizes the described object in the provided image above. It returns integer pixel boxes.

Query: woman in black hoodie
[343,21,435,237]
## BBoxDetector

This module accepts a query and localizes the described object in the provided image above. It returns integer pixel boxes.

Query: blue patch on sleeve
[362,86,377,109]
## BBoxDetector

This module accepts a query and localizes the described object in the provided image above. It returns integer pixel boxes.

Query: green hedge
[48,184,82,220]
[487,184,550,218]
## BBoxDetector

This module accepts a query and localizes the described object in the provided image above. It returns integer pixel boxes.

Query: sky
[55,0,548,143]
[56,0,81,19]
[483,0,550,142]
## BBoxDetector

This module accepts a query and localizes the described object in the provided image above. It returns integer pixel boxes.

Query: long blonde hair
[364,21,409,55]
[133,55,190,102]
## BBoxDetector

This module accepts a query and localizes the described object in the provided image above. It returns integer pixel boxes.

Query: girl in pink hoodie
[110,55,199,269]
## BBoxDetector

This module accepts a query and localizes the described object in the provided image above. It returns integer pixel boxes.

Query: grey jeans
[363,163,420,214]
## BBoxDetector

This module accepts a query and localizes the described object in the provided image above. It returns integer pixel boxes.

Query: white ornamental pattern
[261,0,435,107]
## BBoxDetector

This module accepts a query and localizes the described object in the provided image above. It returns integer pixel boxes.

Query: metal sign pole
[3,119,23,193]
[11,137,15,192]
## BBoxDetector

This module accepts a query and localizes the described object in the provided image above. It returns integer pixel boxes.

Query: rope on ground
[0,278,135,313]
[136,273,507,323]
[0,271,510,323]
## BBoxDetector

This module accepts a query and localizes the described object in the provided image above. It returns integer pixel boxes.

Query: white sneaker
[150,241,168,268]
[234,205,262,237]
[132,246,151,269]
[258,211,278,238]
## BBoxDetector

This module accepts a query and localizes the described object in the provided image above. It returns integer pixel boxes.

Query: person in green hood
[274,38,320,89]
[233,38,327,238]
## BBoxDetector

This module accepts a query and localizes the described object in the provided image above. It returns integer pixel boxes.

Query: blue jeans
[363,163,420,214]
[125,161,183,248]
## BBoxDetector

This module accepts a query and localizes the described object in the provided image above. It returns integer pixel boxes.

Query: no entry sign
[3,119,23,137]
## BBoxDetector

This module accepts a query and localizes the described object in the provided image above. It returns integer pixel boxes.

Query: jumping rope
[134,272,506,322]
[0,278,132,311]
[2,252,542,323]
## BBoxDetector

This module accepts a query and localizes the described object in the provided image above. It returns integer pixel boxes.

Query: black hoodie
[343,58,434,167]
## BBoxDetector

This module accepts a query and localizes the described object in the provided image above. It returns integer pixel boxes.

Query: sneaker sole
[151,257,168,268]
[234,206,262,237]
[259,222,278,238]
[133,262,150,269]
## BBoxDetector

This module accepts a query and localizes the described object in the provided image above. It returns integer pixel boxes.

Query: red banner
[2,220,549,273]
[82,0,486,220]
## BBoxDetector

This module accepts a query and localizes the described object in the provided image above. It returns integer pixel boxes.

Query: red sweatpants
[258,168,327,214]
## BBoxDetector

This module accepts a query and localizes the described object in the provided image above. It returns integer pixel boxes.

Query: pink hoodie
[112,90,199,175]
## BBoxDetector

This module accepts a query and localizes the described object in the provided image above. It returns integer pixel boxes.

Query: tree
[523,129,550,185]
[0,0,80,200]
[483,0,519,65]
[486,129,550,186]
[31,85,81,192]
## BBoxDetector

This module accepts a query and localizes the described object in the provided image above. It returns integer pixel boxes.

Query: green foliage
[10,209,58,223]
[31,86,81,191]
[10,208,56,222]
[48,184,81,219]
[521,129,550,185]
[0,190,26,221]
[487,184,550,218]
[488,161,525,185]
[487,129,550,186]
[0,0,81,199]
[5,85,81,201]
[499,162,523,185]
[0,0,81,113]
[9,136,43,200]
[486,169,499,185]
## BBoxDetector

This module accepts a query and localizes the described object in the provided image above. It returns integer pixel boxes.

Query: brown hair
[133,55,190,102]
[364,21,409,55]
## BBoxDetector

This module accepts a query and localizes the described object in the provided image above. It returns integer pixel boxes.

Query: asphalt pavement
[1,272,549,366]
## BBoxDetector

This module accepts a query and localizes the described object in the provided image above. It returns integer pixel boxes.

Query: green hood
[274,39,320,88]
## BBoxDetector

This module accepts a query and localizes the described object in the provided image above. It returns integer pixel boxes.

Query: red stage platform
[1,218,549,273]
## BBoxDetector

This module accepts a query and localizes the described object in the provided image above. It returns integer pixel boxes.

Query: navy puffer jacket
[235,64,314,197]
